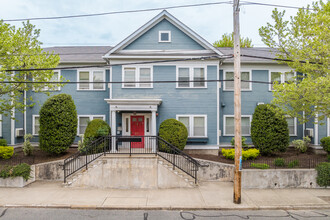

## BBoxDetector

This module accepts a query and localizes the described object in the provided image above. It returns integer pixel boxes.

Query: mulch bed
[189,148,328,169]
[0,147,78,166]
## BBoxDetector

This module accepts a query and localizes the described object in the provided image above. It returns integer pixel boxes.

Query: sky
[0,0,316,48]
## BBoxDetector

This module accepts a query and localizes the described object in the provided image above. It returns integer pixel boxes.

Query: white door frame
[122,113,151,136]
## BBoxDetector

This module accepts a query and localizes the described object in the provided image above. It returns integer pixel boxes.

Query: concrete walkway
[0,181,329,210]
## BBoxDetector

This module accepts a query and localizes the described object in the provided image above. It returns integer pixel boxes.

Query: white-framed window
[77,69,106,90]
[223,115,252,136]
[269,71,296,91]
[122,66,153,88]
[32,115,40,135]
[177,115,207,138]
[78,115,106,135]
[159,31,171,42]
[223,71,252,91]
[286,116,297,136]
[176,66,207,88]
[42,70,61,91]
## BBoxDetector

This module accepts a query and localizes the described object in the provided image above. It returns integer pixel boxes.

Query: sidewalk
[0,181,329,210]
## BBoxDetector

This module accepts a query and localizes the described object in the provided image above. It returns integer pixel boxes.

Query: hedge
[159,119,188,151]
[0,146,14,159]
[0,139,7,146]
[39,94,77,155]
[320,136,330,154]
[251,104,289,155]
[221,148,260,160]
[79,119,111,153]
[316,162,330,187]
[0,163,31,181]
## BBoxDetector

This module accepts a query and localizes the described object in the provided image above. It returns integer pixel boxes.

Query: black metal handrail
[63,136,107,183]
[63,135,200,184]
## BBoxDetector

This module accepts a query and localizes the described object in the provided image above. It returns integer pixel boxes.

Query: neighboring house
[1,10,328,153]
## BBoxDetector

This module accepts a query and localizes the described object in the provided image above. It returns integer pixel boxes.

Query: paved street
[0,208,330,220]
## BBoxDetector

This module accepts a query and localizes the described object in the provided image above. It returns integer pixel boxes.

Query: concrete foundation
[35,160,64,181]
[0,165,35,187]
[196,159,234,181]
[242,169,321,189]
[68,156,194,189]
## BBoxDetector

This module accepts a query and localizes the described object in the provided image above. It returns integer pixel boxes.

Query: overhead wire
[2,1,316,22]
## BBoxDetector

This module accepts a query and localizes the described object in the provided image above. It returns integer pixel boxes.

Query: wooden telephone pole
[233,0,242,204]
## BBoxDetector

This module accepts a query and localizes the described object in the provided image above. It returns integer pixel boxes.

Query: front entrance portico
[104,98,162,152]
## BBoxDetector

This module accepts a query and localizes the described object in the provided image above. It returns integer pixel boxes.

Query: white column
[151,110,157,152]
[111,110,117,152]
[314,114,319,145]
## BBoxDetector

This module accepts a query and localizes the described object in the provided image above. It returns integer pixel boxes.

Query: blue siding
[124,19,205,50]
[219,69,304,145]
[112,65,218,145]
[24,69,110,143]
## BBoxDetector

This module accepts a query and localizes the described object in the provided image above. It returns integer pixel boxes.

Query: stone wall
[34,160,64,181]
[196,159,234,181]
[242,169,320,189]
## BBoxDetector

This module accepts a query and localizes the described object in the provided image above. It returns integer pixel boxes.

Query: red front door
[131,116,144,148]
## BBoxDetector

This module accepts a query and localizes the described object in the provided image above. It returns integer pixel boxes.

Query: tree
[259,1,330,123]
[0,20,60,117]
[39,94,77,155]
[251,104,289,156]
[213,33,253,47]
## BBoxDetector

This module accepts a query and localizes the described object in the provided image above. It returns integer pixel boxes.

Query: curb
[2,204,330,211]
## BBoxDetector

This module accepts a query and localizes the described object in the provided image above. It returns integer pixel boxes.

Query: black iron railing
[63,135,200,184]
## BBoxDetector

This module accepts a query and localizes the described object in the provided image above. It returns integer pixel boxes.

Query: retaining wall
[196,159,234,181]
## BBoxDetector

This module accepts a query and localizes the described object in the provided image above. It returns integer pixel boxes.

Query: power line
[1,55,232,72]
[2,1,232,22]
[2,1,316,22]
[0,79,274,85]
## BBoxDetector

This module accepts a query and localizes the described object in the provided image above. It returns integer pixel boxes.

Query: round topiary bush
[251,104,289,156]
[79,119,111,153]
[320,136,330,154]
[39,94,77,155]
[159,119,188,151]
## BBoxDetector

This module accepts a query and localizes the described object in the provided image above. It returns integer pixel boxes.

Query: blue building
[1,10,328,153]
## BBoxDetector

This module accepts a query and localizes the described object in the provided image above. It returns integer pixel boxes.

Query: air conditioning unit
[257,102,264,106]
[15,128,24,137]
[304,128,313,138]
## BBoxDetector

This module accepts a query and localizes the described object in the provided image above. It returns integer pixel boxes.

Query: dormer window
[159,31,171,42]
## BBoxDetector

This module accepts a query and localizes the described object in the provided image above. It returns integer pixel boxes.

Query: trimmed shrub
[39,94,77,155]
[288,159,299,168]
[221,148,260,160]
[230,137,248,149]
[0,139,7,146]
[251,104,289,155]
[0,163,31,181]
[292,136,310,154]
[159,119,188,151]
[23,134,34,156]
[315,162,330,187]
[79,119,111,153]
[320,136,330,154]
[0,146,14,159]
[274,158,285,167]
[251,163,269,169]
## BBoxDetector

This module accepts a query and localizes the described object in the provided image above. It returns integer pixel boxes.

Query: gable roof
[103,10,223,58]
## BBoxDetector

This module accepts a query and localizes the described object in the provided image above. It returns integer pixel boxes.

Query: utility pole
[233,0,242,204]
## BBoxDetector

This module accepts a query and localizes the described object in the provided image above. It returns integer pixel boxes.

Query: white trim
[314,114,319,145]
[176,65,207,88]
[285,116,297,136]
[327,118,330,137]
[110,66,113,99]
[0,114,2,137]
[176,114,208,138]
[105,98,162,112]
[223,70,252,91]
[122,65,153,88]
[77,115,106,135]
[216,64,220,146]
[268,70,296,91]
[159,31,171,42]
[32,115,40,136]
[223,115,252,136]
[77,69,106,91]
[103,10,222,57]
[122,113,151,136]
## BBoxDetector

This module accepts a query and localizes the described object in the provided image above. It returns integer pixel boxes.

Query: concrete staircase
[65,155,196,189]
